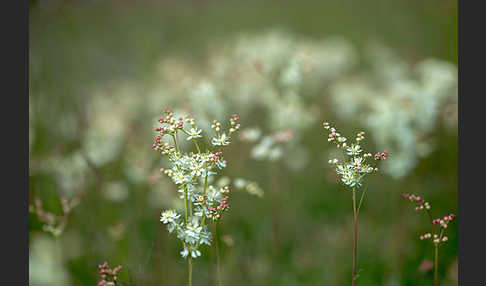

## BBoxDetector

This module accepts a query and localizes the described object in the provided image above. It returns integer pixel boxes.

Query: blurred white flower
[239,127,262,143]
[29,234,71,286]
[42,152,89,198]
[329,44,457,178]
[103,181,129,202]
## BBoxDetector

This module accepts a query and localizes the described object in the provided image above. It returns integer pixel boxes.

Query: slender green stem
[184,187,189,224]
[356,163,378,217]
[426,209,436,234]
[356,183,369,218]
[203,163,209,194]
[214,222,222,286]
[352,188,357,286]
[183,185,192,286]
[434,244,439,286]
[199,164,209,230]
[194,141,201,154]
[180,129,202,153]
[438,227,445,241]
[189,190,193,222]
[188,257,193,286]
[172,134,180,153]
[200,213,206,230]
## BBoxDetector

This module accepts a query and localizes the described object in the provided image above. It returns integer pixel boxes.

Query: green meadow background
[29,0,457,285]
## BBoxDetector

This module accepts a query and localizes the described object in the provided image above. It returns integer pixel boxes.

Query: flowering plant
[29,195,80,237]
[97,261,122,286]
[153,108,240,286]
[402,193,456,286]
[323,122,389,285]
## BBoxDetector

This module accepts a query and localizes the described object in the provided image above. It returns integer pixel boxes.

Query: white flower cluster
[324,122,387,189]
[160,210,211,258]
[154,108,240,259]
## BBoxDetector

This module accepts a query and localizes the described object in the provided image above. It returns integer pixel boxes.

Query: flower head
[186,128,202,141]
[160,210,180,224]
[212,133,230,146]
[323,122,385,190]
[346,144,362,156]
[97,261,122,286]
[402,193,456,245]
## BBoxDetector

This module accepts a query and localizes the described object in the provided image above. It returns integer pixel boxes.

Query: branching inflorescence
[153,108,240,286]
[29,196,80,237]
[402,193,456,286]
[97,261,122,286]
[323,122,389,286]
[324,122,388,191]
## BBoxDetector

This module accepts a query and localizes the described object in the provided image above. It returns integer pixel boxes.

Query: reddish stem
[352,189,357,286]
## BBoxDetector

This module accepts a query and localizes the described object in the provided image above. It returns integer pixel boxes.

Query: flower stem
[352,188,358,286]
[184,187,189,225]
[426,209,436,235]
[189,198,193,222]
[172,134,180,153]
[188,257,193,286]
[356,183,368,218]
[434,244,439,286]
[214,221,222,286]
[199,164,209,231]
[356,163,378,218]
[184,185,193,286]
[194,140,201,154]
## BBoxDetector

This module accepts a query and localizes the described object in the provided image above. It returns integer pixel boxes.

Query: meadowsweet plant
[323,122,388,286]
[153,108,240,286]
[402,193,456,286]
[29,196,80,237]
[97,261,122,286]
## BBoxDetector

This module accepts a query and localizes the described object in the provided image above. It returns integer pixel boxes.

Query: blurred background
[29,0,457,285]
